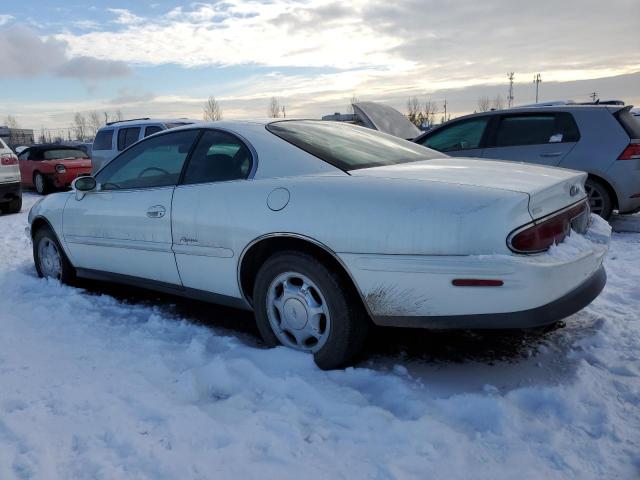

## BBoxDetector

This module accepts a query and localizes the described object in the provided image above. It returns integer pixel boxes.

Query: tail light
[507,200,590,254]
[618,143,640,160]
[1,154,17,165]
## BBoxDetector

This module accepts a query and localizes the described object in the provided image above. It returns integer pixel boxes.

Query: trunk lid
[353,102,422,140]
[351,157,588,219]
[46,157,92,171]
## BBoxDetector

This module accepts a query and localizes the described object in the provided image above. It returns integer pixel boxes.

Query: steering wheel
[138,167,170,178]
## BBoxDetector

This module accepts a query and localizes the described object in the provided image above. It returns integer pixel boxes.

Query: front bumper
[0,181,21,201]
[339,215,610,329]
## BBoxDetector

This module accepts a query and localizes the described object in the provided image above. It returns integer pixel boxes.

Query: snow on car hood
[352,157,587,219]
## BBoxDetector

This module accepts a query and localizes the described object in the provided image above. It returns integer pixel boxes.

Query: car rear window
[267,120,439,171]
[614,107,640,139]
[93,130,114,150]
[43,149,86,160]
[117,127,141,151]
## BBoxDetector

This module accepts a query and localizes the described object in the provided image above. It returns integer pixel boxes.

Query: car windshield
[267,120,440,171]
[43,149,87,160]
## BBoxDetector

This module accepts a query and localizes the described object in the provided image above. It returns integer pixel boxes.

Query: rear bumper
[374,266,606,329]
[339,215,610,329]
[0,181,21,201]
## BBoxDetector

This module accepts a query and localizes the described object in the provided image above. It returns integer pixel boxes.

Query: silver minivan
[92,118,196,173]
[414,105,640,219]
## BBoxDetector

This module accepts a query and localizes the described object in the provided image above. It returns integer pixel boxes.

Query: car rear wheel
[0,196,21,214]
[585,178,613,220]
[34,172,50,195]
[33,227,76,284]
[253,251,369,370]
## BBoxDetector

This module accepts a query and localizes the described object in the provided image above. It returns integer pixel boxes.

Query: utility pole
[533,73,542,103]
[282,105,286,118]
[507,72,515,108]
[590,91,598,102]
[442,100,448,123]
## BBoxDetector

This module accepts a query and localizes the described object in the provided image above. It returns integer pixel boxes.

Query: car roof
[24,144,85,152]
[99,118,199,129]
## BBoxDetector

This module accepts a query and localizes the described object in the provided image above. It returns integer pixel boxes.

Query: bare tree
[89,111,102,136]
[74,113,88,140]
[5,115,19,129]
[115,109,124,121]
[492,94,505,110]
[203,96,223,121]
[346,93,360,114]
[406,96,422,126]
[103,112,110,124]
[422,100,438,127]
[477,96,491,112]
[268,97,281,118]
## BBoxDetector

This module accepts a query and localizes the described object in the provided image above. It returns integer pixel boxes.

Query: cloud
[0,15,13,26]
[108,88,156,105]
[0,26,131,80]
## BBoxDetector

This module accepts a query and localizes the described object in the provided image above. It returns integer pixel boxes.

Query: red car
[18,145,93,194]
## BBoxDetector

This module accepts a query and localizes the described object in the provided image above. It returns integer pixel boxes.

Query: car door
[481,112,580,166]
[17,149,33,185]
[415,116,490,157]
[62,129,200,284]
[171,129,255,299]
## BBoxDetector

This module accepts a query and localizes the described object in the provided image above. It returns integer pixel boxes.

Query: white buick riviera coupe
[28,120,611,369]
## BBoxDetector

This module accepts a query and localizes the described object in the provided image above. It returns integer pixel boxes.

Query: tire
[33,226,76,285]
[253,251,370,370]
[33,172,50,195]
[3,196,22,214]
[585,178,613,220]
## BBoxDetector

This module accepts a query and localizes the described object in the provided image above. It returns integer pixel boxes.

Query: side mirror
[72,176,97,200]
[72,175,97,192]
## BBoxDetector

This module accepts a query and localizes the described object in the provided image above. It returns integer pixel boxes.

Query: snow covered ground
[1,192,639,479]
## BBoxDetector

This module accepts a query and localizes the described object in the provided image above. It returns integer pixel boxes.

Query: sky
[0,0,638,131]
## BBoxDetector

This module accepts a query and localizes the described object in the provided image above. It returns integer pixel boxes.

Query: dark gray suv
[414,105,640,219]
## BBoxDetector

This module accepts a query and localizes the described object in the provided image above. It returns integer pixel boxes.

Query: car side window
[18,151,29,161]
[117,127,141,151]
[96,130,199,191]
[144,126,163,138]
[94,129,114,150]
[182,130,253,185]
[419,118,489,152]
[492,113,580,147]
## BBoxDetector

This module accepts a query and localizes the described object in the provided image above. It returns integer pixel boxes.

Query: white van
[91,118,197,173]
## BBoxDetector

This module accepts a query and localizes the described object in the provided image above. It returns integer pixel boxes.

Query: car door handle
[540,152,563,158]
[146,205,166,218]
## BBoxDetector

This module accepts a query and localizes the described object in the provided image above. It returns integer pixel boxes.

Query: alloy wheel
[266,271,331,352]
[585,183,604,216]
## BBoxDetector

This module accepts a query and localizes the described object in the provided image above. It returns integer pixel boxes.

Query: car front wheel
[253,251,369,370]
[33,227,76,284]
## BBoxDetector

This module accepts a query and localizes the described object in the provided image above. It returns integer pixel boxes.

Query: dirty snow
[0,193,639,479]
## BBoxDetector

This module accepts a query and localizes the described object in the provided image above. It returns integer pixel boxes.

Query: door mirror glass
[73,175,97,192]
